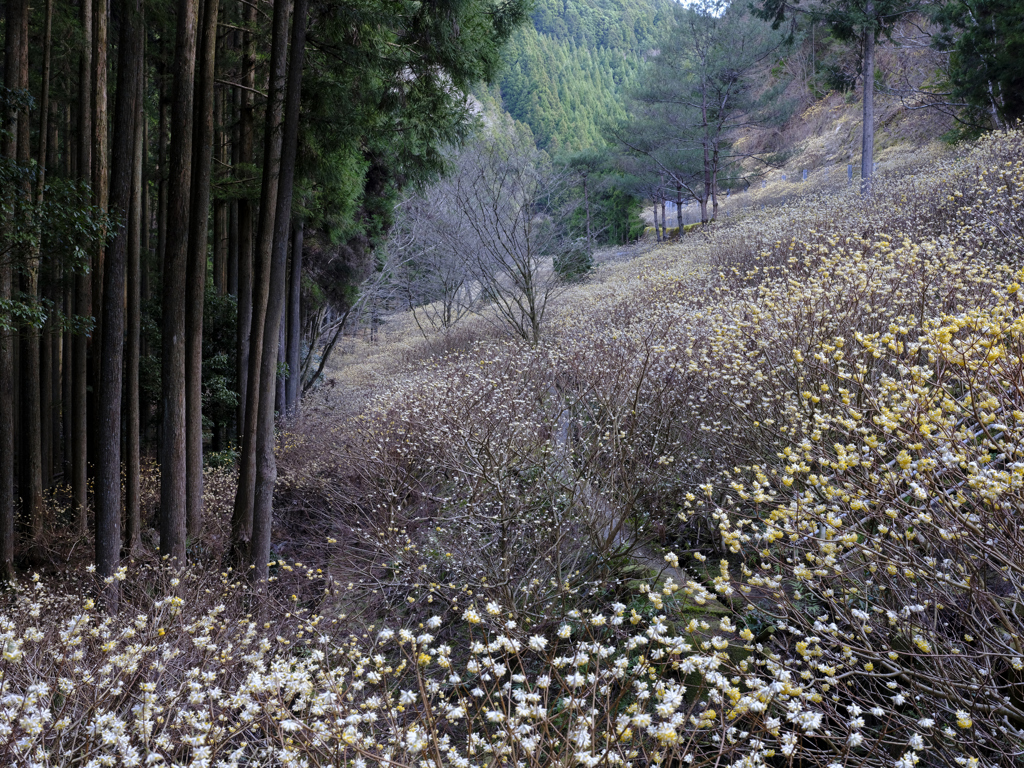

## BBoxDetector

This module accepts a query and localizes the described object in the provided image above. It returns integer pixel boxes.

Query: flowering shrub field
[5,131,1024,766]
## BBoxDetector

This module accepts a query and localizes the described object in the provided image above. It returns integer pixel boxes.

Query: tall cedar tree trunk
[141,118,150,304]
[73,0,92,532]
[675,185,683,232]
[40,299,52,489]
[228,160,238,296]
[700,147,711,223]
[660,199,666,239]
[62,226,72,482]
[251,0,308,581]
[186,0,220,538]
[860,8,875,196]
[160,0,201,565]
[91,0,109,332]
[38,0,54,492]
[88,0,109,490]
[15,0,43,543]
[125,71,144,556]
[213,68,228,295]
[276,305,285,414]
[235,0,256,445]
[62,103,72,484]
[710,141,720,220]
[0,0,27,580]
[231,0,291,563]
[228,80,239,297]
[96,0,144,591]
[285,222,302,416]
[157,58,168,281]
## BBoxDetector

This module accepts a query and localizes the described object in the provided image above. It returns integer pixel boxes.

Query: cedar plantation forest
[2,0,1024,765]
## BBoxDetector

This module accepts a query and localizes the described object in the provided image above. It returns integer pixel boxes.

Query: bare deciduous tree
[385,192,480,337]
[454,128,573,344]
[387,123,576,344]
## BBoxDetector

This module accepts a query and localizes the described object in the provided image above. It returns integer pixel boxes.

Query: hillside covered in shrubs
[4,129,1024,766]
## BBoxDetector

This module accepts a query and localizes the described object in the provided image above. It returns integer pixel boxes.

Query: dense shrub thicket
[4,132,1024,767]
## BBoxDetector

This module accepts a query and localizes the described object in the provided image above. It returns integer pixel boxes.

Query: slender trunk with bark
[38,0,55,492]
[228,187,239,297]
[62,105,72,483]
[251,0,307,581]
[18,281,43,544]
[710,143,720,221]
[213,69,228,295]
[40,299,53,489]
[141,117,150,304]
[276,304,286,414]
[302,314,344,395]
[285,221,302,416]
[15,0,43,543]
[72,0,94,533]
[861,6,875,197]
[231,0,291,563]
[62,259,72,482]
[676,184,684,232]
[88,0,109,487]
[185,0,220,539]
[125,72,144,557]
[97,0,143,590]
[50,280,62,480]
[160,0,201,565]
[700,87,711,224]
[0,0,27,580]
[234,0,256,444]
[157,58,169,275]
[701,158,711,224]
[63,103,72,175]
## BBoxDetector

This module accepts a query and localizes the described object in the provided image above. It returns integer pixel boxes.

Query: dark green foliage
[932,0,1024,135]
[296,0,532,308]
[564,178,645,245]
[140,285,237,445]
[553,240,594,281]
[201,288,238,437]
[489,0,676,151]
[755,0,913,40]
[612,0,791,219]
[0,177,108,332]
[530,0,666,48]
[599,186,646,244]
[556,150,644,247]
[0,89,108,332]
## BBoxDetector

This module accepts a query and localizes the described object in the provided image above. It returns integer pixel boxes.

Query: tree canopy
[487,0,676,151]
[612,0,792,221]
[932,0,1024,134]
[0,0,532,585]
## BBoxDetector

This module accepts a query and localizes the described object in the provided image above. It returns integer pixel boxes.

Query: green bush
[553,238,595,281]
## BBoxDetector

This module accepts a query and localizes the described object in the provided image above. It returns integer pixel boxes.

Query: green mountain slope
[487,0,676,152]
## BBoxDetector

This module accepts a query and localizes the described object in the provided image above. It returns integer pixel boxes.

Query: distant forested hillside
[486,0,677,152]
